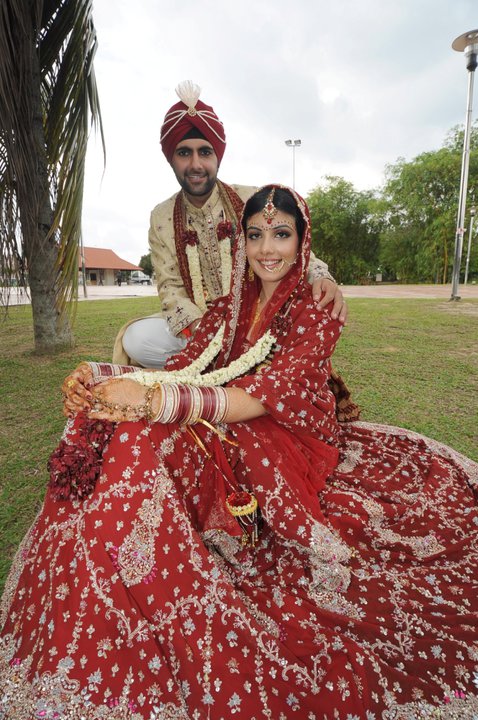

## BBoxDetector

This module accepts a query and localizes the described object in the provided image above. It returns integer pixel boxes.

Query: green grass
[1,296,477,591]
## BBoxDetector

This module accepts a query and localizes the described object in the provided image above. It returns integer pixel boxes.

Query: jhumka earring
[262,188,278,225]
[248,265,255,282]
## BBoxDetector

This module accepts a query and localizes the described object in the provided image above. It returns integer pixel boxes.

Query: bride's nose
[259,233,275,254]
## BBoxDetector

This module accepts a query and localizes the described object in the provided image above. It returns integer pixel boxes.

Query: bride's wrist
[145,384,164,422]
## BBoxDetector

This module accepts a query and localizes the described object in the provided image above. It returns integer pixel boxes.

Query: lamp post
[450,29,478,301]
[284,139,301,189]
[464,205,476,284]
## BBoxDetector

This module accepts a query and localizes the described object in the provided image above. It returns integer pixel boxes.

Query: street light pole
[464,205,476,284]
[284,139,301,189]
[450,29,478,301]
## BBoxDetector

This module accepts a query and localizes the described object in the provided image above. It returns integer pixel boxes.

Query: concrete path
[3,282,478,306]
[339,283,478,299]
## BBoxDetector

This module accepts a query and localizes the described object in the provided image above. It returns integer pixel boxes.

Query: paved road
[4,282,478,306]
[339,283,478,299]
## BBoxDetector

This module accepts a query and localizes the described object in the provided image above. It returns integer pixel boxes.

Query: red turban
[160,81,226,165]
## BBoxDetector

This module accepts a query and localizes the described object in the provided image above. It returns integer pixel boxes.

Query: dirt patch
[451,344,478,358]
[437,302,478,316]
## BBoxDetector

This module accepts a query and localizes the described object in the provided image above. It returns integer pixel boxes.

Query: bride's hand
[62,362,94,417]
[88,378,153,423]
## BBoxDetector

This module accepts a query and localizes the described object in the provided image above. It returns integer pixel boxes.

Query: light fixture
[284,139,301,189]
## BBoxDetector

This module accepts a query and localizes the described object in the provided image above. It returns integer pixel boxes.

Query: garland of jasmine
[183,225,234,313]
[219,235,233,296]
[185,243,208,312]
[127,324,276,387]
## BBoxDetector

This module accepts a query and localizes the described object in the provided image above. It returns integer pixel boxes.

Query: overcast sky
[82,0,477,264]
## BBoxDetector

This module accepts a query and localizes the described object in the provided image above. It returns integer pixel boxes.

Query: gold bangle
[150,383,165,423]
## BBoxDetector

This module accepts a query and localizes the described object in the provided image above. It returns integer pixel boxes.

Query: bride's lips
[257,259,283,270]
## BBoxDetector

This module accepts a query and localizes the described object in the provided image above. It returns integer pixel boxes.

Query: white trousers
[122,317,187,368]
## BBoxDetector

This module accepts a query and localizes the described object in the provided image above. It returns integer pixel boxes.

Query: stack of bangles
[148,383,229,425]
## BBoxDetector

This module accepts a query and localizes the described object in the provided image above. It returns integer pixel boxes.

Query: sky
[82,0,478,264]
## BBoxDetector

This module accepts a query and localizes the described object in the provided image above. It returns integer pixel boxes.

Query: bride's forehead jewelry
[262,188,278,224]
[246,221,295,232]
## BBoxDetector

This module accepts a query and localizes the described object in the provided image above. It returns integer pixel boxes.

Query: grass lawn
[1,296,477,592]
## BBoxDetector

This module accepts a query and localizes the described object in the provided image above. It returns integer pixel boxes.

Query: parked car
[130,271,152,285]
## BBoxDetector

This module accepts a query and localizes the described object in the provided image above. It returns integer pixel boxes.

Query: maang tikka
[262,188,278,224]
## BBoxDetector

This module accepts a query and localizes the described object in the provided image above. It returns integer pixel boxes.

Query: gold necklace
[250,293,266,330]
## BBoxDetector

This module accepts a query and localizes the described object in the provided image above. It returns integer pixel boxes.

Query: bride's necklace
[250,293,267,332]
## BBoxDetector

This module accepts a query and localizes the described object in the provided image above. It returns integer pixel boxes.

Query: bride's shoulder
[291,284,337,327]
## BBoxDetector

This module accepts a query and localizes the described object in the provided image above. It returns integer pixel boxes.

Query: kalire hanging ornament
[225,491,260,546]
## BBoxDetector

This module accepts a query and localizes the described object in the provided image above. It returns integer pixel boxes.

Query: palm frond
[0,1,42,299]
[41,0,105,315]
[0,0,104,330]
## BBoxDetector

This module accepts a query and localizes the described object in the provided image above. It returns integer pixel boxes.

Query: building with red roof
[79,247,141,285]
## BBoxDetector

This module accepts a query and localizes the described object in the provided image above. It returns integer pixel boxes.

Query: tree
[307,176,382,284]
[381,122,478,283]
[139,252,153,278]
[0,0,103,353]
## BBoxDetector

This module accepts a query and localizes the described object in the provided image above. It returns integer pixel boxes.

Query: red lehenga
[1,187,478,719]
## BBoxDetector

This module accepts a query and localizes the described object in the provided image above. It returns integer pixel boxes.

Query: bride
[1,185,477,719]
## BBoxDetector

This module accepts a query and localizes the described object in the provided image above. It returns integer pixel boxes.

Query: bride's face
[245,210,299,293]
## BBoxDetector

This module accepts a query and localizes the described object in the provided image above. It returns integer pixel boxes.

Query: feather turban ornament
[160,81,226,164]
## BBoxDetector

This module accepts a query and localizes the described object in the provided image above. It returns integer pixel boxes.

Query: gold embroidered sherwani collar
[182,184,223,223]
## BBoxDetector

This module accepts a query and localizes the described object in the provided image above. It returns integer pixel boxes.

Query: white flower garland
[185,243,207,313]
[185,232,234,313]
[219,238,232,296]
[127,325,276,388]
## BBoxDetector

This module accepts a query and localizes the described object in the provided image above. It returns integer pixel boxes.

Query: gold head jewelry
[262,188,278,225]
[246,220,295,233]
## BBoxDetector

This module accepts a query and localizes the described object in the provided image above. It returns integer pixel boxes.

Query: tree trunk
[21,17,73,354]
[28,234,73,354]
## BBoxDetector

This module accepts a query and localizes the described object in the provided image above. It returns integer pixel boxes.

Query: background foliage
[307,122,478,285]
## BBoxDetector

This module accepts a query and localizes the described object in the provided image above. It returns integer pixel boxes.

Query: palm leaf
[0,0,104,340]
